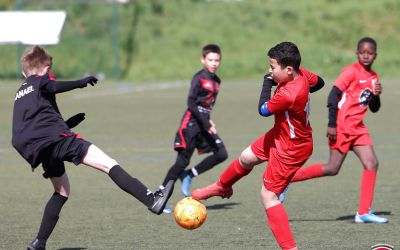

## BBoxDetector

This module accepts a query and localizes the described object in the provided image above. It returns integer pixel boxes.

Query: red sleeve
[299,67,318,87]
[334,66,354,91]
[268,87,293,114]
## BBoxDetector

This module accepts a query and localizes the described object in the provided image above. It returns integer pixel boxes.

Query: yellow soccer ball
[174,197,207,230]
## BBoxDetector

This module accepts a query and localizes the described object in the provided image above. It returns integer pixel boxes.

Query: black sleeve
[369,95,381,113]
[187,76,211,131]
[258,74,275,116]
[327,86,342,128]
[45,79,87,93]
[45,76,97,94]
[310,76,325,93]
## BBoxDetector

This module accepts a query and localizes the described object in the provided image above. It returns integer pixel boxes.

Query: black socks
[36,192,67,241]
[108,165,154,208]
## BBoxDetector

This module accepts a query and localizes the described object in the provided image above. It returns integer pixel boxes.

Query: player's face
[357,42,377,69]
[202,52,221,74]
[268,58,290,84]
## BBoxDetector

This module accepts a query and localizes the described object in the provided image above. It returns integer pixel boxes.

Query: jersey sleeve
[334,66,354,91]
[299,67,318,87]
[267,87,293,114]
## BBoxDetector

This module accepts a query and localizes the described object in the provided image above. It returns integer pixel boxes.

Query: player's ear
[38,66,50,76]
[286,66,294,76]
[201,56,205,65]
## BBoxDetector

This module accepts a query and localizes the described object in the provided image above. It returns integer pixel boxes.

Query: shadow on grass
[289,211,391,222]
[206,202,241,210]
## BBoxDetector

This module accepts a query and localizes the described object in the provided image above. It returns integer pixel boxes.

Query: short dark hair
[267,42,301,70]
[202,44,221,57]
[357,37,377,51]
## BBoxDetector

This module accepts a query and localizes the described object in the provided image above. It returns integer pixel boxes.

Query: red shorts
[329,132,373,153]
[250,130,307,194]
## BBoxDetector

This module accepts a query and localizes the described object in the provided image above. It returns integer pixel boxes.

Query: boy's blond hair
[21,46,52,77]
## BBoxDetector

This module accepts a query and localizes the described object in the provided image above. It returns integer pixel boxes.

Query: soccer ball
[174,197,207,230]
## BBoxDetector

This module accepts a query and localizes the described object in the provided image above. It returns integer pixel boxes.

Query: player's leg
[181,134,228,196]
[28,170,69,250]
[353,145,387,223]
[261,186,297,250]
[261,153,300,250]
[82,144,173,215]
[291,148,347,182]
[192,145,263,200]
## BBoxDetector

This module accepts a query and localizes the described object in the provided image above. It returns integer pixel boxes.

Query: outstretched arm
[45,76,98,94]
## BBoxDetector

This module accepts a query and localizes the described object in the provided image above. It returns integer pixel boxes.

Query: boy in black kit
[158,44,228,201]
[12,46,173,250]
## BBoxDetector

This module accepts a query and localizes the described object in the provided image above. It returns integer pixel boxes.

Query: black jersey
[184,68,221,131]
[12,74,71,168]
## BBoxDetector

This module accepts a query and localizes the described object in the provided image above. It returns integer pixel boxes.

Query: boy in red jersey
[12,46,173,250]
[281,37,387,224]
[192,42,324,250]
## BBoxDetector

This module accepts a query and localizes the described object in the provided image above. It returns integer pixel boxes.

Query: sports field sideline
[0,79,399,249]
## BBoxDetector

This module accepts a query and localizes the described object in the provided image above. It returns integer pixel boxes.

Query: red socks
[218,159,252,188]
[291,163,324,182]
[266,204,296,250]
[358,169,377,215]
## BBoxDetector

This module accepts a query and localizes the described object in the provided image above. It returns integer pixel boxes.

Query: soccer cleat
[355,212,388,224]
[191,182,233,201]
[278,185,289,203]
[179,170,192,197]
[27,238,46,250]
[149,180,174,215]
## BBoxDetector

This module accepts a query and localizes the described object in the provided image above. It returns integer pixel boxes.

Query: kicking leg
[82,144,172,215]
[192,146,263,200]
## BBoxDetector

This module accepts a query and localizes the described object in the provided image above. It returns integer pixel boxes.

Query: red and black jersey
[184,68,221,131]
[174,69,221,151]
[12,74,70,168]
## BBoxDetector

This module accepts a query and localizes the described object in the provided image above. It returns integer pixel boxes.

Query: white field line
[73,81,187,99]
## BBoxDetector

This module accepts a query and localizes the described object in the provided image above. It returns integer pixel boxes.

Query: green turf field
[0,79,398,249]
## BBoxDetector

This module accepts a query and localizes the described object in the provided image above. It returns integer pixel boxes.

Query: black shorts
[39,135,92,179]
[174,125,225,155]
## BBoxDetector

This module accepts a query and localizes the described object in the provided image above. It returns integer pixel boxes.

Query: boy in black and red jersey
[158,44,228,201]
[12,46,173,250]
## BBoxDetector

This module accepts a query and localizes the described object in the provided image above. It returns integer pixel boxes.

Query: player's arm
[65,113,85,128]
[310,76,325,93]
[258,74,276,117]
[187,77,211,131]
[369,95,381,113]
[300,67,325,93]
[327,86,342,128]
[45,76,98,94]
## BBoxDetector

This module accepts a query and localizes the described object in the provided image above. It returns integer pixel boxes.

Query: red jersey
[334,62,379,135]
[267,69,316,164]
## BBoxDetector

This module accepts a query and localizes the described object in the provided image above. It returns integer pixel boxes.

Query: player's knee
[214,148,228,162]
[324,167,340,176]
[365,159,379,170]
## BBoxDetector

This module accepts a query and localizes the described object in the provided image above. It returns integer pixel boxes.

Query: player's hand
[326,127,337,142]
[208,120,217,134]
[65,113,85,128]
[373,82,382,96]
[82,76,98,86]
